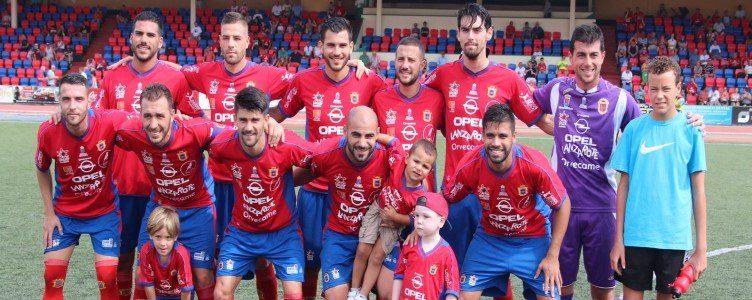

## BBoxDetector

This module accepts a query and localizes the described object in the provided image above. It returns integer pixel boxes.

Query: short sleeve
[688,127,707,173]
[268,67,293,100]
[508,74,543,126]
[532,79,559,115]
[176,248,195,292]
[611,123,634,174]
[93,74,111,110]
[423,67,441,91]
[393,247,408,278]
[278,75,304,118]
[367,74,387,106]
[35,129,51,171]
[174,78,204,118]
[285,131,314,168]
[181,64,204,92]
[620,91,643,130]
[443,159,473,203]
[532,159,568,209]
[443,250,461,299]
[137,249,155,286]
[195,121,224,148]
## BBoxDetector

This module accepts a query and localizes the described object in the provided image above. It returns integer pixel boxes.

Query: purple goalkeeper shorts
[560,212,616,288]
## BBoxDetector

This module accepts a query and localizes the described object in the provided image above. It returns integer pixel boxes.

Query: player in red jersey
[138,206,194,300]
[294,106,400,299]
[269,17,386,299]
[208,87,314,299]
[392,193,460,300]
[371,36,444,192]
[94,11,202,299]
[443,104,570,300]
[422,4,549,298]
[36,74,129,299]
[115,84,222,300]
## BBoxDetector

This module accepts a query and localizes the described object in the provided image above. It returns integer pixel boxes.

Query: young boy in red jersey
[138,206,194,300]
[349,139,437,299]
[392,192,460,300]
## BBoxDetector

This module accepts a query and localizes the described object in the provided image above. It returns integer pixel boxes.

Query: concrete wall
[53,0,332,12]
[593,0,745,20]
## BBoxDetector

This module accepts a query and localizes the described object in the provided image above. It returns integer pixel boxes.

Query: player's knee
[283,292,304,300]
[368,249,386,266]
[355,244,372,261]
[561,284,574,295]
[194,270,215,287]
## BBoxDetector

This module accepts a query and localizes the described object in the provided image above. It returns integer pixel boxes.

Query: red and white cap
[416,192,448,218]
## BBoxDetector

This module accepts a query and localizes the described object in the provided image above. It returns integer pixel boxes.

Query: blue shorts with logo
[461,229,559,299]
[45,210,121,257]
[216,224,305,282]
[382,241,402,271]
[298,188,331,268]
[440,193,481,267]
[118,194,149,254]
[321,229,359,291]
[213,181,235,243]
[137,200,217,269]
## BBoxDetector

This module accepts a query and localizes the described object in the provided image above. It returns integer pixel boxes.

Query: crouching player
[36,73,130,299]
[610,56,707,300]
[444,104,570,300]
[350,139,438,299]
[208,86,314,300]
[138,206,194,300]
[392,192,460,300]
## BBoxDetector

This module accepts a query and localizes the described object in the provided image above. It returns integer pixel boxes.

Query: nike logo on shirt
[639,142,675,154]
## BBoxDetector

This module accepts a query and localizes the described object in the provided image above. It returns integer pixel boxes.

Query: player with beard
[531,24,705,300]
[36,74,131,299]
[269,17,386,299]
[422,4,548,298]
[93,11,202,300]
[209,87,313,300]
[443,104,570,300]
[294,106,402,300]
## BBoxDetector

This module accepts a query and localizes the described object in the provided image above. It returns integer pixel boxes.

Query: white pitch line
[708,244,752,257]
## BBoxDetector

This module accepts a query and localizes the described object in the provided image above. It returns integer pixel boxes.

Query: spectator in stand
[532,48,543,59]
[722,10,732,25]
[1,13,9,27]
[516,62,526,78]
[191,22,203,40]
[371,51,381,72]
[627,40,639,58]
[531,22,544,39]
[709,87,721,105]
[625,8,634,24]
[699,51,710,63]
[720,87,730,105]
[621,68,633,89]
[290,49,303,65]
[292,2,302,17]
[252,11,264,25]
[522,21,532,39]
[557,56,570,76]
[735,5,746,19]
[524,61,537,79]
[667,34,677,51]
[411,23,420,37]
[204,45,215,62]
[505,21,515,38]
[712,19,725,34]
[272,1,283,17]
[314,43,323,58]
[615,40,627,61]
[46,65,58,86]
[437,52,448,66]
[745,59,752,80]
[709,42,722,59]
[634,84,646,103]
[544,0,552,18]
[537,57,547,73]
[741,89,752,106]
[641,61,649,83]
[698,88,710,105]
[731,89,741,106]
[691,8,705,27]
[37,66,47,84]
[420,21,430,37]
[657,4,668,18]
[358,52,371,69]
[44,44,54,61]
[333,0,346,16]
[304,43,314,57]
[686,78,699,96]
[282,0,292,16]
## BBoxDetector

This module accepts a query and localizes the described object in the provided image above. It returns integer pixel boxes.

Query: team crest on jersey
[312,109,321,121]
[385,109,397,125]
[372,176,382,188]
[312,91,324,108]
[96,140,106,151]
[323,273,330,283]
[460,275,466,284]
[177,151,188,161]
[231,164,242,179]
[225,259,234,270]
[487,85,498,98]
[405,109,414,121]
[499,185,508,196]
[209,79,220,94]
[350,92,359,104]
[429,264,438,275]
[477,185,490,201]
[423,110,432,122]
[334,174,347,190]
[57,148,70,164]
[141,151,153,164]
[517,185,529,197]
[52,278,65,288]
[269,167,279,178]
[563,94,572,108]
[331,268,340,280]
[558,112,569,128]
[63,166,73,175]
[468,275,478,286]
[448,81,460,98]
[115,83,126,99]
[520,92,538,112]
[598,98,609,115]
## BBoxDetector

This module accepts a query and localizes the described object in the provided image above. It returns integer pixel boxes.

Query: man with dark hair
[423,4,548,298]
[36,73,131,299]
[532,23,703,300]
[270,16,386,299]
[115,83,223,300]
[95,11,202,299]
[209,86,314,300]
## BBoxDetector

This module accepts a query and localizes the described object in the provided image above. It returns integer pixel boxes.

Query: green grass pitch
[1,120,750,299]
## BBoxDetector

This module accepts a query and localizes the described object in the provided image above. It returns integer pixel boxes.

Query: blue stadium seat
[30,78,38,86]
[20,78,29,86]
[738,78,747,89]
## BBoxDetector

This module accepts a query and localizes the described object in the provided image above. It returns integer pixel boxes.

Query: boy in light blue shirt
[609,56,707,300]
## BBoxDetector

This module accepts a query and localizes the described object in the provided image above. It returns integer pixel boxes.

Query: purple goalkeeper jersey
[534,77,641,212]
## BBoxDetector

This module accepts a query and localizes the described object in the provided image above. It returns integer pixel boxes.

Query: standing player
[115,84,221,299]
[532,24,703,300]
[36,74,129,299]
[371,36,444,191]
[208,87,313,299]
[269,17,386,299]
[94,11,201,299]
[444,104,570,300]
[423,5,547,294]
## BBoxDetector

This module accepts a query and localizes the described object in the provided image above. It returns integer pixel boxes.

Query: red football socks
[43,259,69,300]
[95,259,119,300]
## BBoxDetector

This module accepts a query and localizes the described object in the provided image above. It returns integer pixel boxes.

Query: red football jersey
[444,144,567,237]
[394,238,460,300]
[424,60,542,188]
[372,84,444,191]
[94,61,201,196]
[137,241,194,298]
[378,155,427,215]
[278,66,386,192]
[36,109,131,218]
[309,137,401,235]
[208,130,313,233]
[115,118,221,208]
[182,61,293,182]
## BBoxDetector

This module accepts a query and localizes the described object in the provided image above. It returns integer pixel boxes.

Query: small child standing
[610,56,707,300]
[349,139,438,300]
[137,206,194,300]
[392,192,459,300]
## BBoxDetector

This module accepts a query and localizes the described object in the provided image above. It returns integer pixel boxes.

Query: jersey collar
[482,144,519,179]
[224,59,255,77]
[460,59,494,77]
[394,84,424,103]
[321,65,354,86]
[128,60,161,78]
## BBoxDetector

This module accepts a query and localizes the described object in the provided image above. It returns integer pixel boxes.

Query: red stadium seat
[17,69,25,78]
[715,78,725,87]
[26,68,34,78]
[10,77,19,85]
[1,77,9,85]
[366,28,374,36]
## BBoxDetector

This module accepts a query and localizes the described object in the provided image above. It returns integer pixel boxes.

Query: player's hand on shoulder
[48,107,62,125]
[535,254,562,298]
[376,133,395,145]
[686,111,707,137]
[266,118,285,147]
[174,110,192,121]
[107,55,132,70]
[42,213,63,248]
[348,58,372,79]
[403,229,419,246]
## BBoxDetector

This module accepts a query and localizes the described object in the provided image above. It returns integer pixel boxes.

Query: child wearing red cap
[392,192,460,300]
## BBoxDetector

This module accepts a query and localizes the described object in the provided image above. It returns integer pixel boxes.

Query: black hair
[320,17,352,41]
[397,36,425,57]
[134,10,164,36]
[59,73,88,88]
[139,83,174,109]
[235,86,268,113]
[570,23,605,52]
[482,104,515,132]
[222,11,249,30]
[457,3,492,30]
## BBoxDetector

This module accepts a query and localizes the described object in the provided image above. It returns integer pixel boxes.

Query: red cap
[416,192,448,218]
